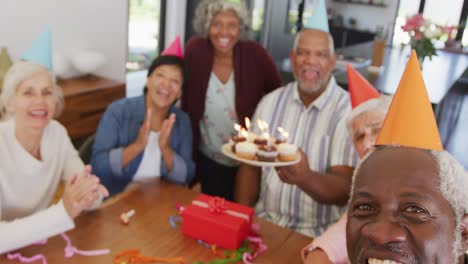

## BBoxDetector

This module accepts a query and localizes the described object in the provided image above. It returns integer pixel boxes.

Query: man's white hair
[0,61,64,121]
[350,146,468,261]
[292,29,335,55]
[193,0,251,39]
[345,95,392,138]
[432,150,468,261]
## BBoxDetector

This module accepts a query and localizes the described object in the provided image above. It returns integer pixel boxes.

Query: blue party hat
[304,0,329,33]
[21,28,53,70]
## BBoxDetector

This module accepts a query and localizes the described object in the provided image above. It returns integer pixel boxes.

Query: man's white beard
[297,78,325,95]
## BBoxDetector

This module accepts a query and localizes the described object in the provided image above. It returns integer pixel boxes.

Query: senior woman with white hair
[182,0,282,200]
[301,96,392,264]
[0,61,108,254]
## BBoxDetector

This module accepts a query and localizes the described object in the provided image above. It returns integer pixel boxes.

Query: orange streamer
[114,249,184,264]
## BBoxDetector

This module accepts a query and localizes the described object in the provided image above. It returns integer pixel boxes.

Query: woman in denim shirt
[91,54,195,196]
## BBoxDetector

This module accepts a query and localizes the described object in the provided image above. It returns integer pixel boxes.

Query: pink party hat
[162,36,183,58]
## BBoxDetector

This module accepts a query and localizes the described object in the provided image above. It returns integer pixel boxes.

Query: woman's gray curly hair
[193,0,251,39]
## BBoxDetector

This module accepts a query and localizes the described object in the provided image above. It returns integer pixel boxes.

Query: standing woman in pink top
[182,0,282,201]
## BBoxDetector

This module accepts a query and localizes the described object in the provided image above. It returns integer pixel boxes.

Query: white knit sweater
[0,119,84,254]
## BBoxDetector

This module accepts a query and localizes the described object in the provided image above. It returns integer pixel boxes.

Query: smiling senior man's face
[346,147,463,264]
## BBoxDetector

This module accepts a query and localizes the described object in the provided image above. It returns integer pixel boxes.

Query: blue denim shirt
[91,95,195,195]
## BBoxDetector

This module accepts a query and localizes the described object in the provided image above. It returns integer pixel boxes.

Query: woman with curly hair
[182,0,282,201]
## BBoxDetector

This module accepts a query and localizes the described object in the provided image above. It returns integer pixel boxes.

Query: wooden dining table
[1,180,311,263]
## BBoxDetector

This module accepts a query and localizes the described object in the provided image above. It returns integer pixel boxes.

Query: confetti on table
[6,253,47,264]
[6,233,109,264]
[61,233,110,257]
[114,249,184,264]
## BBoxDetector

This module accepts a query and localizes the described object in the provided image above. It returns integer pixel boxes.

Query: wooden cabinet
[57,75,125,140]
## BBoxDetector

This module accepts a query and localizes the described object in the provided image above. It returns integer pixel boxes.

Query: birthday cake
[227,119,298,162]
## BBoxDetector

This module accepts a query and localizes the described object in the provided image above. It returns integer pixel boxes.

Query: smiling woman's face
[208,10,240,55]
[347,147,458,264]
[146,64,183,109]
[11,69,56,130]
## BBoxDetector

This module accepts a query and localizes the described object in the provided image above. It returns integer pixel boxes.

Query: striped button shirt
[253,78,359,237]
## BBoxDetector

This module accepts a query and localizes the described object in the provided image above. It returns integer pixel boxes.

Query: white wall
[126,0,188,99]
[329,0,399,42]
[0,0,128,81]
[165,0,187,48]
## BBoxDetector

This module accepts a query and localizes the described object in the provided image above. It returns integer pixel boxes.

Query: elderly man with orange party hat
[346,51,468,264]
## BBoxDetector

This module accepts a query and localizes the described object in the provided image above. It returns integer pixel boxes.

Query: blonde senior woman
[0,61,109,254]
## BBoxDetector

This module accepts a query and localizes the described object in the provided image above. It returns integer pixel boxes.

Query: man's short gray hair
[193,0,251,39]
[292,29,335,55]
[345,95,392,138]
[350,146,468,261]
[0,61,64,121]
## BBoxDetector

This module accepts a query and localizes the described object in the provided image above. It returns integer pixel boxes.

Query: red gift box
[181,194,255,249]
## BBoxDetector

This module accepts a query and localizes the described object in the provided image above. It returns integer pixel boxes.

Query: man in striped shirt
[235,29,358,237]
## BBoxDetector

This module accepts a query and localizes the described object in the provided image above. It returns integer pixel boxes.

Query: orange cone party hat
[375,50,443,150]
[347,64,380,108]
[161,35,183,59]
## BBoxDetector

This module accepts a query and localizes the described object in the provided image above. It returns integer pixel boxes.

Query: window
[251,0,266,41]
[392,0,421,45]
[423,0,463,27]
[393,0,467,47]
[127,0,161,73]
[126,0,163,97]
[286,0,313,34]
[462,16,468,46]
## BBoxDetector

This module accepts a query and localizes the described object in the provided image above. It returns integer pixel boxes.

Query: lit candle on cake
[262,132,271,146]
[230,124,247,153]
[277,127,289,144]
[241,129,249,138]
[257,132,279,162]
[254,121,268,146]
[234,123,242,137]
[257,119,265,132]
[244,117,251,132]
[276,128,297,162]
[244,117,255,141]
[262,121,269,132]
